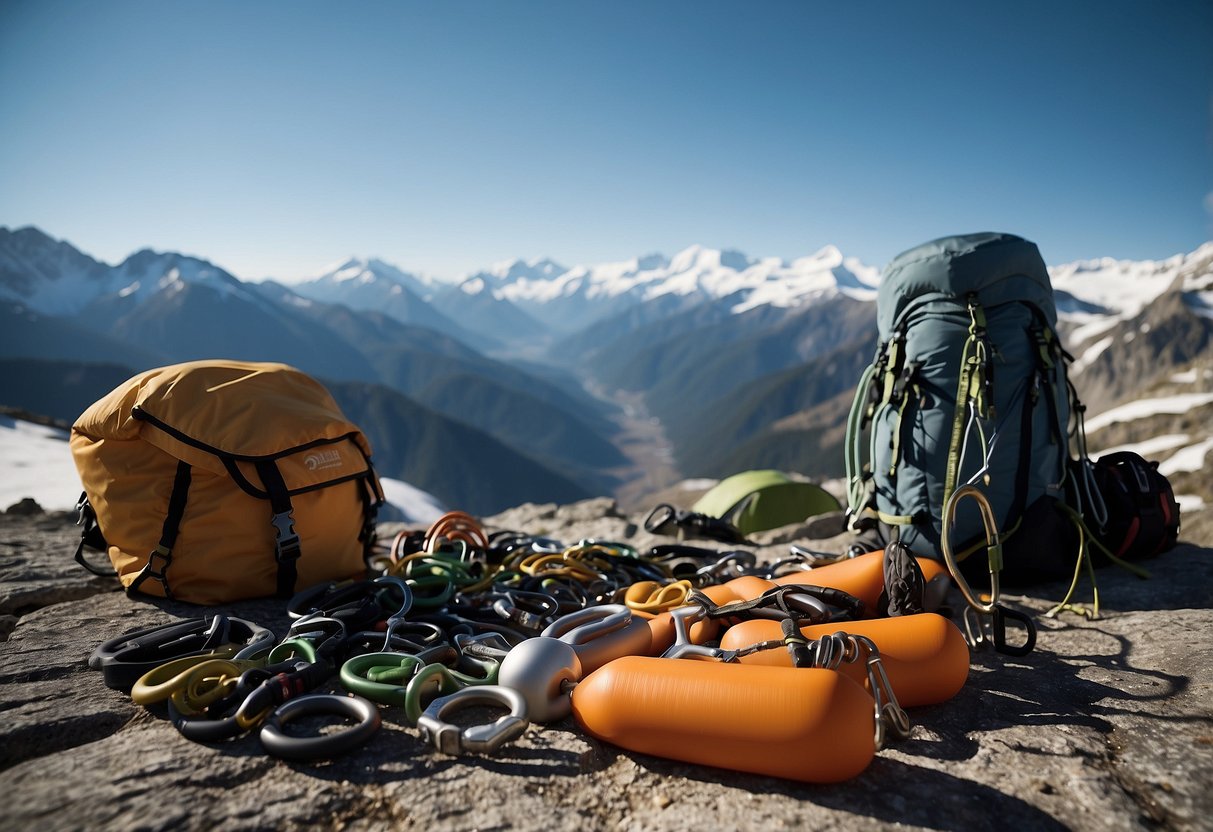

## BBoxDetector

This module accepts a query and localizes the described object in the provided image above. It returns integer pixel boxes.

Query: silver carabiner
[374,575,414,652]
[541,604,632,643]
[416,685,529,755]
[660,604,739,662]
[851,634,911,750]
[962,605,991,650]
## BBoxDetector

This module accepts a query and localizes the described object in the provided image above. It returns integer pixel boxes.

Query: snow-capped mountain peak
[107,249,250,305]
[483,257,569,286]
[326,257,375,283]
[0,226,115,315]
[667,244,748,274]
[1050,244,1213,342]
[309,256,432,292]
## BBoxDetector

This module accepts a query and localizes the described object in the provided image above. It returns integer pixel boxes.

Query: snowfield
[0,416,445,523]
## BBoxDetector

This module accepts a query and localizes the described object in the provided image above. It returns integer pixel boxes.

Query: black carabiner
[644,504,678,535]
[992,605,1036,657]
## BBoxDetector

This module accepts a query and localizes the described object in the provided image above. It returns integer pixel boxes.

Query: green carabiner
[266,636,319,666]
[340,651,428,708]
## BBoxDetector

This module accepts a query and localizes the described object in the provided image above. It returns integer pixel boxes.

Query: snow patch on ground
[0,417,79,511]
[377,477,447,525]
[1070,335,1115,375]
[0,415,446,524]
[1158,436,1213,478]
[1176,494,1206,512]
[1083,392,1213,434]
[1092,434,1191,460]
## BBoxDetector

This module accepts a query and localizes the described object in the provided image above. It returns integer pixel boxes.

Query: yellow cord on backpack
[1046,503,1151,620]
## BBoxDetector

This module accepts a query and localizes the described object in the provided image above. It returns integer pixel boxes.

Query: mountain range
[2,224,1211,515]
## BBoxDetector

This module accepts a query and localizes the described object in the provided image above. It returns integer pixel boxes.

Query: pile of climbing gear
[89,509,997,783]
[71,360,383,604]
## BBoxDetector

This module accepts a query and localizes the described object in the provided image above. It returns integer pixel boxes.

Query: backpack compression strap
[129,460,192,599]
[254,460,302,598]
[844,337,919,531]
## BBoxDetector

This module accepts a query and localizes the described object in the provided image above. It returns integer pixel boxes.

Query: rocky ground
[1,500,1210,832]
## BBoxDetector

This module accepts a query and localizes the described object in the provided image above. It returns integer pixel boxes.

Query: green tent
[691,470,841,536]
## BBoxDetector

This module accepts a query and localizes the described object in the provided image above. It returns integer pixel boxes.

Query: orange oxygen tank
[644,552,948,653]
[717,614,969,707]
[771,551,950,612]
[571,656,876,783]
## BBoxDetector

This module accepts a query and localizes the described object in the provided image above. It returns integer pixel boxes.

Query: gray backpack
[845,233,1079,581]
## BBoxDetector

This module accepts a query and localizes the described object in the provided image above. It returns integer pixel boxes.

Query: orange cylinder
[771,551,948,614]
[717,574,776,601]
[642,552,950,654]
[571,656,876,783]
[717,614,969,707]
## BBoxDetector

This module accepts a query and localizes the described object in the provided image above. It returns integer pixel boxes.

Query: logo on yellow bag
[304,449,344,471]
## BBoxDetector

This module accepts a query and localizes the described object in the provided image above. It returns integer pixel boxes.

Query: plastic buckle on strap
[146,544,173,575]
[75,492,93,526]
[271,511,301,562]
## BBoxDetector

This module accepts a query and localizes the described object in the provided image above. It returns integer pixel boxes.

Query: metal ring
[416,685,529,755]
[259,694,381,761]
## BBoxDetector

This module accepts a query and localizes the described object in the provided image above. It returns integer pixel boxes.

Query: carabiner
[490,588,560,631]
[416,686,529,755]
[91,615,271,693]
[661,605,739,662]
[623,580,694,615]
[852,634,911,750]
[339,645,451,707]
[374,575,415,652]
[541,604,632,643]
[259,694,381,761]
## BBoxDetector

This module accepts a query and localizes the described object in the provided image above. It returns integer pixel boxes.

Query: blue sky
[1,1,1210,281]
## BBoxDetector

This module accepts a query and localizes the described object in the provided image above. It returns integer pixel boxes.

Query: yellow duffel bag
[71,360,383,604]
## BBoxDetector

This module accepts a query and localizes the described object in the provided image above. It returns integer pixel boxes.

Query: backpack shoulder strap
[73,493,116,577]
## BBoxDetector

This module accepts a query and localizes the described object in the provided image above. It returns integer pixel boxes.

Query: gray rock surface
[1,505,1210,831]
